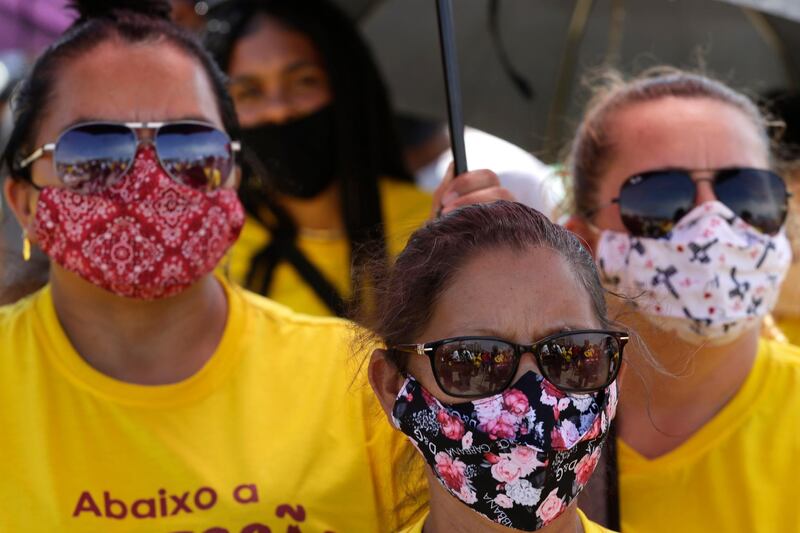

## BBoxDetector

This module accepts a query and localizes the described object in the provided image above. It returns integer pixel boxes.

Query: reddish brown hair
[361,200,612,369]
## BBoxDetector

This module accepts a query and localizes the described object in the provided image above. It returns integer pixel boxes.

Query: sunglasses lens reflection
[156,123,234,190]
[55,124,137,194]
[539,333,619,392]
[54,123,235,194]
[714,169,788,235]
[434,339,516,397]
[619,171,695,238]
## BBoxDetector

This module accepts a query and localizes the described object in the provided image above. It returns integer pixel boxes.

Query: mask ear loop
[762,313,789,344]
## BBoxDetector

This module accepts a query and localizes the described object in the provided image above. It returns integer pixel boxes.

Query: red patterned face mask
[34,146,245,300]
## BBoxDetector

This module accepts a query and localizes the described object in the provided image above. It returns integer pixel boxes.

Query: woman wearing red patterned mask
[0,1,425,530]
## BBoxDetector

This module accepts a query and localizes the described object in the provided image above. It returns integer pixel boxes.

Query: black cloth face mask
[241,105,337,199]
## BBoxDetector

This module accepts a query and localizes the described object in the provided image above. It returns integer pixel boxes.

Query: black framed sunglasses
[593,167,790,239]
[18,121,241,194]
[392,329,628,398]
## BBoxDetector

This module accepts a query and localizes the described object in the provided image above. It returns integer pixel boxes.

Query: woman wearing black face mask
[205,0,512,317]
[367,202,623,532]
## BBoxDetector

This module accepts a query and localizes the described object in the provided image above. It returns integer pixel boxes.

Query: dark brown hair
[568,68,771,218]
[357,200,630,528]
[362,200,612,369]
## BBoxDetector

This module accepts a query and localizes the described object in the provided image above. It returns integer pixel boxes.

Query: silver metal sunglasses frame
[19,121,241,191]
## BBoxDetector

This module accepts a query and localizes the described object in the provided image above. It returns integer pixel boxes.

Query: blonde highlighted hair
[567,67,774,218]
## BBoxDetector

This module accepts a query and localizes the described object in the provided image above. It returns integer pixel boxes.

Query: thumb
[430,161,456,219]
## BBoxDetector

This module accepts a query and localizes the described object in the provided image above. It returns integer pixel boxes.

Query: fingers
[440,186,515,215]
[441,168,516,215]
[429,162,456,219]
[430,166,516,219]
[444,168,501,198]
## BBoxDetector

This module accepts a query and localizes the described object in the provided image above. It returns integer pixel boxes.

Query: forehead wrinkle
[431,251,598,343]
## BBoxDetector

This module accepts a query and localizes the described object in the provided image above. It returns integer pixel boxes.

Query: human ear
[564,214,599,258]
[3,177,39,243]
[368,349,405,423]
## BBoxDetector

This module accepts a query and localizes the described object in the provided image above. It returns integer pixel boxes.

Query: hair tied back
[68,0,172,23]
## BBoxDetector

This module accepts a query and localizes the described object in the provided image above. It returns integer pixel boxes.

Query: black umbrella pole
[436,0,468,176]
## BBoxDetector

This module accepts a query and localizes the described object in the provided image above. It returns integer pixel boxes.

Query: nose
[517,351,542,377]
[252,91,294,125]
[692,171,717,205]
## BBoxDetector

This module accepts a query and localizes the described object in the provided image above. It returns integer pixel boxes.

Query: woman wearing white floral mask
[566,69,800,532]
[368,201,626,532]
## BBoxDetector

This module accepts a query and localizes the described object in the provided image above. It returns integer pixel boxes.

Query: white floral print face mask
[596,201,792,346]
[392,371,617,531]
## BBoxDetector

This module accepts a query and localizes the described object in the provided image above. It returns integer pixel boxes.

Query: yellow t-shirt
[619,339,800,533]
[398,508,615,532]
[227,179,432,316]
[777,316,800,346]
[0,278,424,532]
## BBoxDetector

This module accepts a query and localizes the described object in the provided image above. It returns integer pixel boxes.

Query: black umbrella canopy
[336,0,800,160]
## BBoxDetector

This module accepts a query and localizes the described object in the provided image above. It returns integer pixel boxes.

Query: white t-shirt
[414,127,564,218]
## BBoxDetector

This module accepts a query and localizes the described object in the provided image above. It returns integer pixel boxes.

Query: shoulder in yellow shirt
[0,278,424,532]
[226,178,432,316]
[777,315,800,346]
[619,339,800,533]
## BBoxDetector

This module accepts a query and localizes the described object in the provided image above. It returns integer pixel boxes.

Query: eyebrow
[448,324,587,341]
[61,116,215,129]
[229,59,323,85]
[282,59,322,74]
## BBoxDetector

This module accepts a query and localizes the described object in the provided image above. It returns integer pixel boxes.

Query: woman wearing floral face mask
[368,201,626,532]
[0,1,426,530]
[565,69,800,532]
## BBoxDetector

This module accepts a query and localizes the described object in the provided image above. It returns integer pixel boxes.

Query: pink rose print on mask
[503,389,529,415]
[391,373,615,531]
[494,494,514,509]
[480,411,518,440]
[474,395,503,426]
[435,452,467,492]
[536,489,567,525]
[551,420,581,450]
[574,448,601,486]
[437,410,465,441]
[509,445,545,477]
[456,485,478,505]
[491,458,522,484]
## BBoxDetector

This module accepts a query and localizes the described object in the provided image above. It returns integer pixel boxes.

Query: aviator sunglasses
[18,121,241,194]
[591,168,790,239]
[392,329,628,398]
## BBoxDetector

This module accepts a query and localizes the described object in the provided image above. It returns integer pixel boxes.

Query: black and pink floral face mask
[392,371,617,531]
